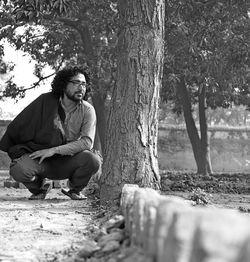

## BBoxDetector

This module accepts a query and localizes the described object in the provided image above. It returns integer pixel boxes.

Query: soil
[1,171,250,261]
[161,171,250,211]
[0,187,105,262]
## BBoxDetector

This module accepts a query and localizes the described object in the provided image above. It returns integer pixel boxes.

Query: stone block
[158,207,210,262]
[154,196,191,261]
[236,237,250,262]
[189,209,250,262]
[120,184,139,233]
[130,188,147,245]
[4,179,19,188]
[131,188,162,246]
[141,189,164,254]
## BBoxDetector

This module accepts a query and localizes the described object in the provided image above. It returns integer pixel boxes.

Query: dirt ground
[161,171,250,211]
[0,186,106,262]
[1,172,250,262]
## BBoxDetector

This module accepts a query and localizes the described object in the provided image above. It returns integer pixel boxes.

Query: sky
[0,43,52,119]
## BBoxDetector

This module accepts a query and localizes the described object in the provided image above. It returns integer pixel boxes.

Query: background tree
[162,0,250,175]
[0,0,119,153]
[99,0,165,201]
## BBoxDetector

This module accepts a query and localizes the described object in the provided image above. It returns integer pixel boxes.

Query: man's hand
[29,148,57,164]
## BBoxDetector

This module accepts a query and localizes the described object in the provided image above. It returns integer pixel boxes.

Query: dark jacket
[0,92,67,159]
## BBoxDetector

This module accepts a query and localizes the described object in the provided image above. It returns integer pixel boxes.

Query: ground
[161,171,250,211]
[1,172,250,261]
[0,187,104,262]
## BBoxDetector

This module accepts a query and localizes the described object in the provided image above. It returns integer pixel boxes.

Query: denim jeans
[9,150,101,194]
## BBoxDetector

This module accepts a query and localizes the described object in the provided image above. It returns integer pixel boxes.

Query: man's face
[64,73,87,102]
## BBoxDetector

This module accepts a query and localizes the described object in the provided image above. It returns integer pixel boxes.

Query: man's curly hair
[51,66,91,101]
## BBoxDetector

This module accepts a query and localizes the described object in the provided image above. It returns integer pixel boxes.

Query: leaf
[59,0,63,14]
[53,0,59,8]
[28,11,35,20]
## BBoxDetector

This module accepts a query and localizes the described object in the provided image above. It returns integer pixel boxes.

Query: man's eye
[69,80,86,86]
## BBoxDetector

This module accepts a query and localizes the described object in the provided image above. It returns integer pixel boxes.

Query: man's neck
[61,96,78,112]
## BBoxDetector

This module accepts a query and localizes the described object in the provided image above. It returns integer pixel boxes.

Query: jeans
[9,150,101,194]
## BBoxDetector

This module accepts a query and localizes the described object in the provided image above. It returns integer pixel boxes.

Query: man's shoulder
[35,92,59,106]
[81,100,95,111]
[39,92,56,100]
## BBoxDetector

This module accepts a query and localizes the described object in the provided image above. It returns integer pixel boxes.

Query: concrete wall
[121,184,250,262]
[158,128,250,173]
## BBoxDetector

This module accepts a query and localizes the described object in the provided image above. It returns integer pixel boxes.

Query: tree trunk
[92,92,107,154]
[100,0,165,202]
[198,85,213,174]
[177,77,203,168]
[177,77,212,175]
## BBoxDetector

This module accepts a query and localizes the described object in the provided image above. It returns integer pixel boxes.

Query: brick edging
[120,184,250,262]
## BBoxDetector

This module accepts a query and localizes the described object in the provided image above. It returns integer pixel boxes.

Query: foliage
[162,0,250,112]
[0,0,118,100]
[2,0,250,111]
[189,187,212,205]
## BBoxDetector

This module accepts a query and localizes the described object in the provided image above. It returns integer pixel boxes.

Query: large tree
[100,0,165,201]
[162,0,250,175]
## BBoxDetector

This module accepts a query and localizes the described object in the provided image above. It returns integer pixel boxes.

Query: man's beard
[65,91,84,102]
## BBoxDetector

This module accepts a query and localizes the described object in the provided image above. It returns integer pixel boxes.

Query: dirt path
[0,187,101,262]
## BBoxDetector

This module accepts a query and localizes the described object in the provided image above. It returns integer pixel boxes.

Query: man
[0,66,101,200]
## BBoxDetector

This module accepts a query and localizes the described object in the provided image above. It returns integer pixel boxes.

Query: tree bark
[100,0,165,202]
[92,92,107,154]
[198,84,213,174]
[177,77,212,175]
[177,77,203,169]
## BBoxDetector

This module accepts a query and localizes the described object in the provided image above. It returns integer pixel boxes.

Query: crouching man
[0,65,101,200]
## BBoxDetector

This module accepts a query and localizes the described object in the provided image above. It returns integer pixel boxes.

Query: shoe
[61,189,87,200]
[29,182,52,200]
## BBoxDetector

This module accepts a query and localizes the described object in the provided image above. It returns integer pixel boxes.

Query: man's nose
[78,85,86,90]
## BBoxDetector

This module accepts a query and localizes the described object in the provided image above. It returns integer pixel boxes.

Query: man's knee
[77,151,101,174]
[9,155,38,183]
[89,152,101,174]
[10,161,28,182]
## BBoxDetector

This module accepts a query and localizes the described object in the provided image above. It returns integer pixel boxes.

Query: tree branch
[56,17,82,29]
[24,72,56,92]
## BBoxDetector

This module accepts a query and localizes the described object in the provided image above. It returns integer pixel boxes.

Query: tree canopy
[0,0,118,100]
[162,0,250,110]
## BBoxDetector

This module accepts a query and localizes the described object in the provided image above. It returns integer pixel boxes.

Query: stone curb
[120,184,250,262]
[1,176,68,189]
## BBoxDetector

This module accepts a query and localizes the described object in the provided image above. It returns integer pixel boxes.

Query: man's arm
[54,137,92,155]
[29,137,92,164]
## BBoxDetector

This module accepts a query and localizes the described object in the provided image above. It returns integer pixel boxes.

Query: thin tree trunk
[92,93,107,154]
[100,0,165,202]
[198,85,213,174]
[177,77,203,169]
[178,77,213,175]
